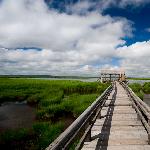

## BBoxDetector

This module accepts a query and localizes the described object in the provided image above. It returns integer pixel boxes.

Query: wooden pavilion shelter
[99,69,127,83]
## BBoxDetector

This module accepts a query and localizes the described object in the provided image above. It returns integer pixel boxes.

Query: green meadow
[0,78,109,150]
[129,82,150,100]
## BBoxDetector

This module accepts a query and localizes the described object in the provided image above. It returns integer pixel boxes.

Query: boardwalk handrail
[120,82,150,142]
[46,84,113,150]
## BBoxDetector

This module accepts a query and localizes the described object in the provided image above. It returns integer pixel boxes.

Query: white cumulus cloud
[98,0,150,10]
[0,0,143,76]
[116,40,150,77]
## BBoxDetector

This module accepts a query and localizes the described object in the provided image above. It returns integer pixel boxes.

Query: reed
[0,78,110,150]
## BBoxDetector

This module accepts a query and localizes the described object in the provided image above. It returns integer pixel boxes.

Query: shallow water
[24,77,150,83]
[128,80,150,84]
[25,77,99,82]
[0,102,35,131]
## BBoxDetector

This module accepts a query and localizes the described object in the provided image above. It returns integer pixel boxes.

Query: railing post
[85,108,98,142]
[148,134,150,145]
[84,120,90,142]
[148,120,150,126]
[98,110,102,119]
[85,129,91,142]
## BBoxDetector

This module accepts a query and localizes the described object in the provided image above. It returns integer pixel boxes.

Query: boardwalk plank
[82,82,149,150]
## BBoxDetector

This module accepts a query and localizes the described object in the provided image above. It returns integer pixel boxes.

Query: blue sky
[104,4,150,45]
[0,0,150,77]
[46,0,150,45]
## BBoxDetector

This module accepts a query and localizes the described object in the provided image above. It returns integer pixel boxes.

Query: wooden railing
[120,82,150,143]
[46,84,113,150]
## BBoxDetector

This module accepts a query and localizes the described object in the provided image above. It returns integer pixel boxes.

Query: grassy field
[0,78,109,150]
[129,82,150,100]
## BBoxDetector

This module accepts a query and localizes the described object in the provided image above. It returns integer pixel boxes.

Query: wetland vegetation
[0,78,109,150]
[129,82,150,99]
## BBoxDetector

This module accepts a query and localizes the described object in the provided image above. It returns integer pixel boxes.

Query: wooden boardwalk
[47,81,150,150]
[82,82,150,150]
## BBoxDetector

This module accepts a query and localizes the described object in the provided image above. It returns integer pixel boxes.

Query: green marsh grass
[143,82,150,94]
[0,78,110,150]
[129,82,150,99]
[32,121,64,149]
[129,83,143,99]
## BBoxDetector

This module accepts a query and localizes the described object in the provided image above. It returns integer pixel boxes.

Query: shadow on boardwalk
[93,83,117,150]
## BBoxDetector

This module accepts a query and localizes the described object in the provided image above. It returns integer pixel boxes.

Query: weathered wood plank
[91,125,145,131]
[83,139,149,147]
[82,81,150,150]
[82,145,150,150]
